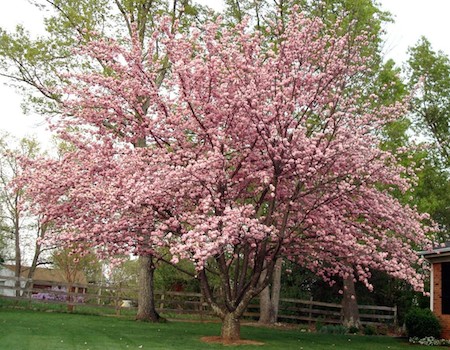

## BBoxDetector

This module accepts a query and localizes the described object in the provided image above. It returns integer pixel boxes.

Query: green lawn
[0,309,446,350]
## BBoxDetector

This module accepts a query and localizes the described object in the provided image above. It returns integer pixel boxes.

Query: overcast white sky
[1,0,450,147]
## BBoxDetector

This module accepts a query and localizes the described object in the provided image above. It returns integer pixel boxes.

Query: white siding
[0,267,26,297]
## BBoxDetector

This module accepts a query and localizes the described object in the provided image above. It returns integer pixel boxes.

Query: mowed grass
[0,309,447,350]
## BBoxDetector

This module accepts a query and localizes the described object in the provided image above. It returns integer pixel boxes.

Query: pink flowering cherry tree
[23,12,432,342]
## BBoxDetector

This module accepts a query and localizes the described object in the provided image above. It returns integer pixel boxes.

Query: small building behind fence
[0,264,87,298]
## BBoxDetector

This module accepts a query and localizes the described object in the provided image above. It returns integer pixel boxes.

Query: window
[441,262,450,314]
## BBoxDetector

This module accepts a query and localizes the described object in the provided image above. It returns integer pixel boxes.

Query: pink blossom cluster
[21,12,432,291]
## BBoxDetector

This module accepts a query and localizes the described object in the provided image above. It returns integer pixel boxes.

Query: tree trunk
[258,284,273,324]
[24,250,39,297]
[24,223,46,297]
[14,215,21,297]
[258,258,282,324]
[221,312,241,343]
[136,255,162,322]
[270,258,282,320]
[67,283,74,312]
[342,275,360,329]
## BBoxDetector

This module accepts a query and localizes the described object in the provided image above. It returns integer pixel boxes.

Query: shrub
[315,320,324,332]
[363,325,376,335]
[318,325,348,334]
[405,308,441,339]
[348,325,359,334]
[376,325,389,336]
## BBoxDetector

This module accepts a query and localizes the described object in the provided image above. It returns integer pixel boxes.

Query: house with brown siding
[0,264,87,297]
[420,245,450,339]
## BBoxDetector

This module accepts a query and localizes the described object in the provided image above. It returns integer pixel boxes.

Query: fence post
[159,292,165,310]
[26,278,32,309]
[97,284,102,305]
[393,304,398,326]
[115,284,121,316]
[67,283,74,313]
[308,296,313,327]
[199,294,204,322]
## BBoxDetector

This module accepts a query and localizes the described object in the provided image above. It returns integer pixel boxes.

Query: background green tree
[0,133,48,296]
[407,37,450,166]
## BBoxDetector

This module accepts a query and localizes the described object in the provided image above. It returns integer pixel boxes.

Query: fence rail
[0,275,396,326]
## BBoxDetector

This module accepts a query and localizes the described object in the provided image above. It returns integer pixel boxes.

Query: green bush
[362,325,376,336]
[348,325,359,334]
[318,325,348,334]
[405,308,441,339]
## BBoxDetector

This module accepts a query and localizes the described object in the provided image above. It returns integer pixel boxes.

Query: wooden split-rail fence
[0,275,397,327]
